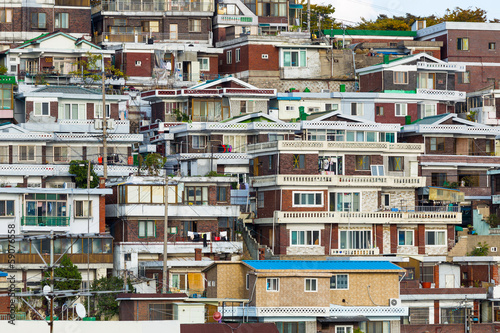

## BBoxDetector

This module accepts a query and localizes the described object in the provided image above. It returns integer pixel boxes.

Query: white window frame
[53,146,70,163]
[235,48,241,63]
[290,230,320,246]
[226,50,232,64]
[335,326,353,333]
[18,145,35,162]
[394,71,408,84]
[282,48,307,67]
[34,102,49,116]
[351,103,363,116]
[425,230,446,246]
[94,104,110,119]
[335,192,361,212]
[62,103,86,120]
[388,156,403,172]
[304,278,317,292]
[292,192,323,207]
[74,200,92,218]
[422,103,437,117]
[266,278,279,291]
[395,103,407,116]
[199,58,210,71]
[170,273,188,290]
[398,229,414,246]
[330,274,349,290]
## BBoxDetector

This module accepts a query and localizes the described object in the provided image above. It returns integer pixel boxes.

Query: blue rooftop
[243,260,403,271]
[0,271,7,277]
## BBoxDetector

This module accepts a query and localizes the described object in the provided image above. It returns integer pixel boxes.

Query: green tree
[355,15,410,31]
[85,276,132,320]
[71,51,126,86]
[42,255,82,303]
[442,7,487,22]
[468,242,489,256]
[299,1,340,32]
[69,160,99,188]
[139,153,167,176]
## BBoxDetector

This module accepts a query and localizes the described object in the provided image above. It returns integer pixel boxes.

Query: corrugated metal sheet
[243,260,402,271]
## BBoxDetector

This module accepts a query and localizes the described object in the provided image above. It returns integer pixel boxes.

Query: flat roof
[243,260,404,271]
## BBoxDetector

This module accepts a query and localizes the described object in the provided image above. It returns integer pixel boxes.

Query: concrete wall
[0,320,180,332]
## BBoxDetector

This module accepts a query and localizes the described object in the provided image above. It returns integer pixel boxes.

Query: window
[457,71,470,84]
[94,104,110,118]
[394,71,408,84]
[351,103,363,116]
[199,58,209,71]
[442,308,465,324]
[149,304,173,320]
[62,103,85,120]
[276,323,305,333]
[53,146,69,162]
[171,273,187,290]
[0,9,12,23]
[421,104,437,118]
[325,103,339,111]
[335,326,353,333]
[398,230,413,245]
[135,60,142,66]
[0,200,14,216]
[489,42,496,50]
[371,165,384,176]
[257,191,264,208]
[138,221,156,238]
[340,230,371,249]
[426,230,446,245]
[236,48,241,63]
[293,154,305,169]
[376,106,384,116]
[330,274,348,289]
[34,102,49,116]
[246,274,250,290]
[19,146,35,161]
[24,193,67,226]
[55,13,69,29]
[335,193,360,212]
[188,19,201,32]
[285,105,295,111]
[291,230,320,246]
[240,100,247,113]
[141,20,159,32]
[395,103,407,116]
[356,155,370,170]
[269,155,273,170]
[266,278,279,291]
[282,49,307,67]
[223,134,246,153]
[184,186,208,205]
[429,137,445,151]
[305,278,317,292]
[293,192,322,206]
[381,193,390,207]
[75,200,92,218]
[192,135,206,149]
[31,13,47,29]
[431,173,447,186]
[226,50,232,64]
[216,187,227,202]
[401,307,430,325]
[0,84,12,110]
[457,37,469,51]
[388,156,403,171]
[269,133,285,142]
[124,253,131,261]
[418,72,435,89]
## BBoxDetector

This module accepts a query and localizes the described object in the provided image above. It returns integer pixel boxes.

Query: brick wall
[374,102,417,125]
[359,71,383,92]
[390,225,397,253]
[344,154,383,175]
[257,190,280,218]
[279,153,318,175]
[417,224,425,255]
[281,189,327,212]
[0,294,10,314]
[124,52,153,77]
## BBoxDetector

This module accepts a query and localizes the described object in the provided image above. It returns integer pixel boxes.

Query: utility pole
[101,54,108,180]
[87,160,91,315]
[162,178,169,293]
[307,0,310,34]
[49,231,54,333]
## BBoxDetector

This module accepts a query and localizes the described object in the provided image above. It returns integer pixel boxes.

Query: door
[170,24,178,40]
[445,274,455,288]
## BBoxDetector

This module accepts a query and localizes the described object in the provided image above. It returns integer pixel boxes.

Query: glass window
[351,103,363,116]
[291,230,320,246]
[394,71,408,84]
[34,102,49,116]
[192,136,206,149]
[330,274,348,289]
[226,50,232,64]
[74,200,92,217]
[431,173,447,186]
[149,304,173,320]
[442,308,465,324]
[19,145,35,161]
[236,48,241,63]
[457,71,470,84]
[55,13,69,29]
[198,58,209,71]
[395,103,407,116]
[429,137,445,151]
[293,192,322,206]
[356,156,370,170]
[388,156,403,171]
[305,278,317,292]
[139,221,156,238]
[53,146,69,162]
[184,186,208,205]
[0,9,12,23]
[266,278,279,291]
[62,103,85,120]
[398,230,413,245]
[340,230,371,249]
[92,238,102,253]
[282,49,307,67]
[188,19,201,32]
[335,326,353,333]
[216,187,227,202]
[293,154,305,169]
[336,193,360,212]
[94,104,110,119]
[457,38,469,51]
[0,200,14,216]
[31,13,46,29]
[426,230,446,245]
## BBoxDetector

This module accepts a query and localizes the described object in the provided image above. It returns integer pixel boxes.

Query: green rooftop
[324,29,416,37]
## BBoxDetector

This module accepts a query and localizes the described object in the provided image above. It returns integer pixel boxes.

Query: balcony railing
[403,123,500,135]
[93,0,214,12]
[247,141,424,153]
[331,248,380,255]
[97,32,210,44]
[0,164,137,177]
[416,88,466,101]
[221,305,407,317]
[273,210,462,224]
[252,175,425,188]
[21,216,70,227]
[416,62,466,72]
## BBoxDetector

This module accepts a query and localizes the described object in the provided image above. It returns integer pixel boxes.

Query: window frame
[304,278,318,292]
[376,106,384,116]
[292,192,323,207]
[0,9,12,23]
[395,103,408,116]
[398,229,414,246]
[74,200,92,218]
[246,274,250,290]
[198,58,210,71]
[94,104,111,119]
[457,37,469,51]
[393,71,408,84]
[489,42,496,50]
[431,173,447,187]
[191,135,207,149]
[458,71,470,84]
[0,200,14,217]
[292,154,305,169]
[350,103,363,116]
[31,12,47,29]
[34,102,50,116]
[282,48,307,67]
[425,230,446,246]
[388,156,404,171]
[55,12,69,29]
[53,146,70,163]
[235,48,241,63]
[355,155,370,170]
[335,326,353,333]
[19,145,36,162]
[188,19,201,32]
[429,137,445,152]
[216,186,227,202]
[290,230,320,246]
[138,220,156,238]
[330,274,349,290]
[266,278,279,292]
[257,191,264,208]
[226,50,232,64]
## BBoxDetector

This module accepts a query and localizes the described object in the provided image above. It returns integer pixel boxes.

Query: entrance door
[170,24,178,40]
[445,274,455,288]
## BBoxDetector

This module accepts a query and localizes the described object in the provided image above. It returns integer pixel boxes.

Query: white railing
[303,121,400,132]
[331,248,380,255]
[247,141,279,152]
[0,164,138,177]
[403,124,500,135]
[176,153,250,160]
[249,141,423,152]
[416,62,466,72]
[55,133,143,142]
[274,210,462,224]
[251,174,425,188]
[416,88,466,100]
[330,305,408,316]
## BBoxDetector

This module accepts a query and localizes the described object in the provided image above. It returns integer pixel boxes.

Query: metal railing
[21,216,70,227]
[98,32,210,43]
[94,0,214,12]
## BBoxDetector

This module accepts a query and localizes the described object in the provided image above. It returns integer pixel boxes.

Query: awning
[289,4,303,8]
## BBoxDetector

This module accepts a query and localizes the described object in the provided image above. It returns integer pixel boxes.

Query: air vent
[262,54,268,59]
[491,247,498,253]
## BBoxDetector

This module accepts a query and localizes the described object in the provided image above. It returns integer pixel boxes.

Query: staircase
[448,236,469,258]
[237,219,274,260]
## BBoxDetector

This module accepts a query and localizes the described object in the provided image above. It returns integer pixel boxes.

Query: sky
[314,0,500,26]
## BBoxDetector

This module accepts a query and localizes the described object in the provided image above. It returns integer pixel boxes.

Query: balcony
[93,0,214,13]
[252,175,425,188]
[120,240,243,254]
[331,248,380,255]
[415,88,466,101]
[0,253,113,264]
[21,216,70,232]
[247,141,424,154]
[22,119,131,134]
[416,62,466,72]
[0,164,137,177]
[106,204,240,218]
[403,123,500,135]
[97,32,211,44]
[174,153,250,165]
[271,210,462,225]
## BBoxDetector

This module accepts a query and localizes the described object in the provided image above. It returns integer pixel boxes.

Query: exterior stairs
[448,235,469,258]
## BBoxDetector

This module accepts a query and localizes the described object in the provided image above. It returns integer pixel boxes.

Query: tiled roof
[33,86,101,95]
[412,113,452,125]
[243,260,403,271]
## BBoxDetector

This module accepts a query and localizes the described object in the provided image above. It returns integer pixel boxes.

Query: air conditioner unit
[389,298,401,307]
[491,247,498,253]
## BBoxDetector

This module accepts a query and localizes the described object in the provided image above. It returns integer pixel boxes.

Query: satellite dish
[43,285,51,295]
[75,303,87,319]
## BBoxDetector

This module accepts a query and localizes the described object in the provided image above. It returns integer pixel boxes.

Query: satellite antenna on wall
[75,303,87,319]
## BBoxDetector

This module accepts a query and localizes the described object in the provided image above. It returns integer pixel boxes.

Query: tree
[42,255,82,304]
[468,242,489,256]
[299,1,340,32]
[442,7,487,22]
[69,160,99,188]
[85,276,132,320]
[355,15,410,31]
[139,153,167,176]
[71,51,126,86]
